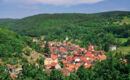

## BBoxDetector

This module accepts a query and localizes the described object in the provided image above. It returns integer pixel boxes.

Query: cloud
[4,0,104,5]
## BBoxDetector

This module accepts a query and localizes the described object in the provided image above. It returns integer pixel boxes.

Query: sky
[0,0,130,18]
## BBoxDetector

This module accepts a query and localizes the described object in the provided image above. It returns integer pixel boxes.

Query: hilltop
[0,11,130,37]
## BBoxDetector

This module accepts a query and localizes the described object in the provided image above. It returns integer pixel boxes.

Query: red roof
[46,62,57,67]
[67,42,72,45]
[76,63,82,67]
[80,48,86,51]
[81,58,90,63]
[66,67,74,72]
[62,60,67,64]
[98,55,106,60]
[85,52,92,57]
[51,54,57,60]
[88,45,93,51]
[73,53,81,56]
[66,56,72,62]
[84,64,91,68]
[9,66,14,69]
[42,41,46,44]
[59,48,66,53]
[73,57,80,60]
[66,64,75,68]
[51,62,57,66]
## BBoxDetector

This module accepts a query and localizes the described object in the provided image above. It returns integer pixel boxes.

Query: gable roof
[51,54,57,60]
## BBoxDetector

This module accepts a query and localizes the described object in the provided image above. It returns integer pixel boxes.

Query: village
[43,40,106,76]
[8,38,107,79]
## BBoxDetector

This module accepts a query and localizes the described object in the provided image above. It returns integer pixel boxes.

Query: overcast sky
[0,0,130,18]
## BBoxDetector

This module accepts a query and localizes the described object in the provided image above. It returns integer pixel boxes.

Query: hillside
[0,11,130,51]
[0,11,130,37]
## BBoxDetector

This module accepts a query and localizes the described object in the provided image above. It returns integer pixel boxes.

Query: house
[51,54,58,63]
[88,45,94,51]
[98,55,107,61]
[9,65,15,73]
[73,57,81,63]
[45,62,57,69]
[109,45,117,51]
[84,64,91,68]
[33,38,39,43]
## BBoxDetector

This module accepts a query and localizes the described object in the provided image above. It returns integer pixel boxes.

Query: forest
[0,11,130,80]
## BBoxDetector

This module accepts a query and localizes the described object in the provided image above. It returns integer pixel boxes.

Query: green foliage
[0,64,11,80]
[76,52,130,80]
[37,58,45,65]
[59,60,64,68]
[50,69,64,80]
[125,37,130,46]
[28,41,44,53]
[0,26,25,58]
[25,48,31,56]
[0,11,130,51]
[44,42,51,57]
[19,64,49,80]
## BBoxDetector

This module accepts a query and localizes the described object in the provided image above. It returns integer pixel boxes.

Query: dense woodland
[0,11,130,80]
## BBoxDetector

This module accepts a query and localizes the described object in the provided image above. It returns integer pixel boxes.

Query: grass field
[117,46,130,55]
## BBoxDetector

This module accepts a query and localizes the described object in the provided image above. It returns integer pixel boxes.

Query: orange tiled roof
[73,53,81,56]
[98,55,106,60]
[85,53,92,57]
[81,58,90,63]
[66,67,74,72]
[67,42,72,45]
[66,56,72,62]
[9,65,14,69]
[62,60,67,64]
[88,45,93,51]
[51,54,57,60]
[66,64,75,68]
[46,62,57,67]
[84,64,91,68]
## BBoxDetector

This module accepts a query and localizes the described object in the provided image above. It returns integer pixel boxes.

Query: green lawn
[117,46,130,55]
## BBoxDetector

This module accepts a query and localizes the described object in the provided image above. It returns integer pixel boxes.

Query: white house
[109,45,117,51]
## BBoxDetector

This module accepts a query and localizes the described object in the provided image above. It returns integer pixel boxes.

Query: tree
[50,69,64,80]
[0,64,11,80]
[76,65,88,80]
[44,42,51,57]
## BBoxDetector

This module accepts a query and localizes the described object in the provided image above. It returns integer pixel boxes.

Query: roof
[98,55,106,60]
[85,52,92,57]
[9,66,14,69]
[66,67,74,72]
[66,64,75,68]
[81,58,90,63]
[66,56,72,62]
[77,49,82,53]
[84,64,91,68]
[73,57,80,60]
[46,62,57,67]
[62,60,67,64]
[88,45,93,51]
[42,41,46,44]
[73,53,81,56]
[67,42,72,45]
[51,54,57,60]
[59,48,66,53]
